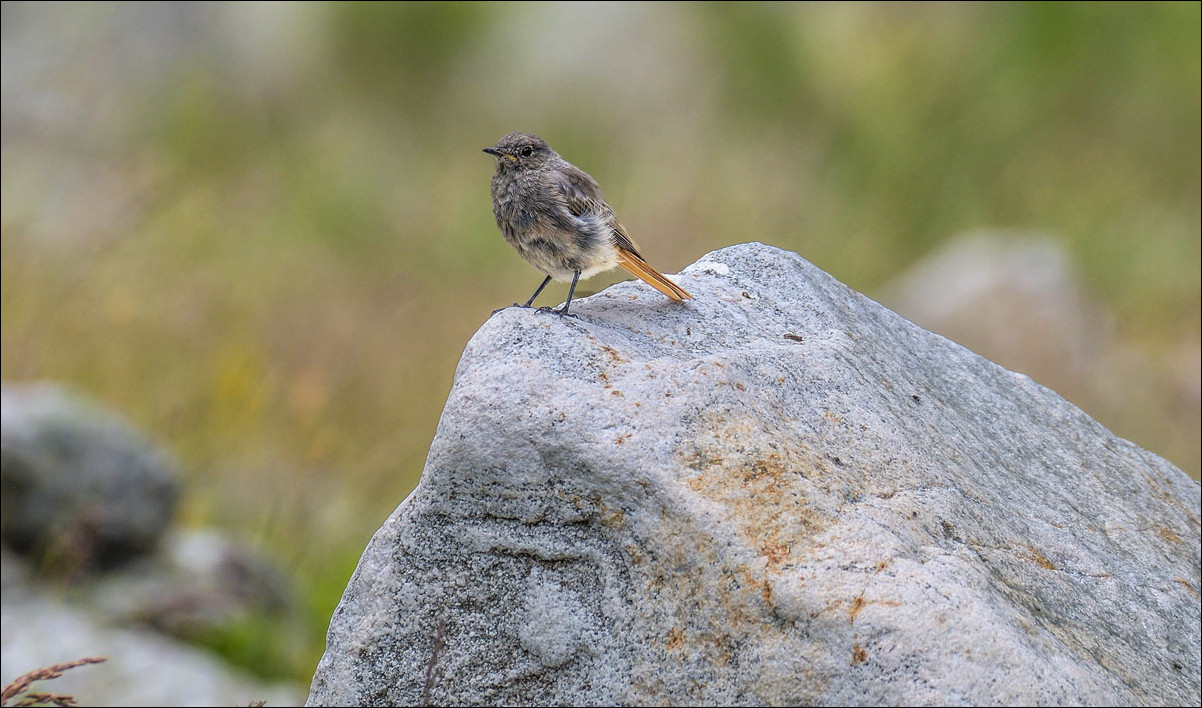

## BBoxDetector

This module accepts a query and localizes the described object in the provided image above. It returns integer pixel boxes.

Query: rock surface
[307,242,1201,707]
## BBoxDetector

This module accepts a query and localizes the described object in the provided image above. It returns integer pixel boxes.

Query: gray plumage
[483,132,691,314]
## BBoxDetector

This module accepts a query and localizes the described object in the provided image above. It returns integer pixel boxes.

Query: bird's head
[483,132,555,171]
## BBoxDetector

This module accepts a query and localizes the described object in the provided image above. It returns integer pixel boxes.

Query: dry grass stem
[0,657,107,707]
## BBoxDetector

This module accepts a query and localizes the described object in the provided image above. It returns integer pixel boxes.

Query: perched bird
[483,132,691,316]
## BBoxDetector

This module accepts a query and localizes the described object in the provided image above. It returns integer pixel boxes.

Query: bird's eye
[520,147,534,158]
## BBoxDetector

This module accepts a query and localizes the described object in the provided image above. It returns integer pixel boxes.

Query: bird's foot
[531,305,577,318]
[490,303,530,315]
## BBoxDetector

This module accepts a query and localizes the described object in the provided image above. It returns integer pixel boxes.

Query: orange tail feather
[615,248,692,302]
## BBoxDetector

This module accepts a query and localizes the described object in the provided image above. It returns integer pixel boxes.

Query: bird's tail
[615,247,692,302]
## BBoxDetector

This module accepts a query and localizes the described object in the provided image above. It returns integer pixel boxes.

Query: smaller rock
[87,529,293,638]
[1,383,180,574]
[877,230,1113,397]
[1,554,304,708]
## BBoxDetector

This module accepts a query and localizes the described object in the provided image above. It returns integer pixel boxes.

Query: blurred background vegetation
[2,0,1198,688]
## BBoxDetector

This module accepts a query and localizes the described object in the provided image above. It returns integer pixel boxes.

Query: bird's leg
[523,275,553,307]
[491,275,554,315]
[553,270,581,317]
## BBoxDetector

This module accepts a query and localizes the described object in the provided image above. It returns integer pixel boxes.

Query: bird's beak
[483,147,516,161]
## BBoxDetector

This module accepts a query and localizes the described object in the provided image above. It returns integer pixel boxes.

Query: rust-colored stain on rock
[666,627,685,652]
[761,541,790,568]
[1157,526,1182,544]
[849,594,866,622]
[1024,544,1057,571]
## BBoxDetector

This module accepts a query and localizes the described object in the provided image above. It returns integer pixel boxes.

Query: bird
[483,132,691,316]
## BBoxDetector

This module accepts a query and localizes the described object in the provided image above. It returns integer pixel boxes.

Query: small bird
[484,132,691,316]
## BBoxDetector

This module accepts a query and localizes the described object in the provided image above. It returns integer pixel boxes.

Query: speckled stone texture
[307,243,1200,707]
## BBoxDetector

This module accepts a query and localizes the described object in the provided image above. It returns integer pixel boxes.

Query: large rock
[307,243,1200,706]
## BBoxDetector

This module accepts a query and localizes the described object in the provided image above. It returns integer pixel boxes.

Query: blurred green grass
[2,1,1198,685]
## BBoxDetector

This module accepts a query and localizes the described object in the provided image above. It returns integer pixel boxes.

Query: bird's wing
[553,165,644,257]
[554,165,604,216]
